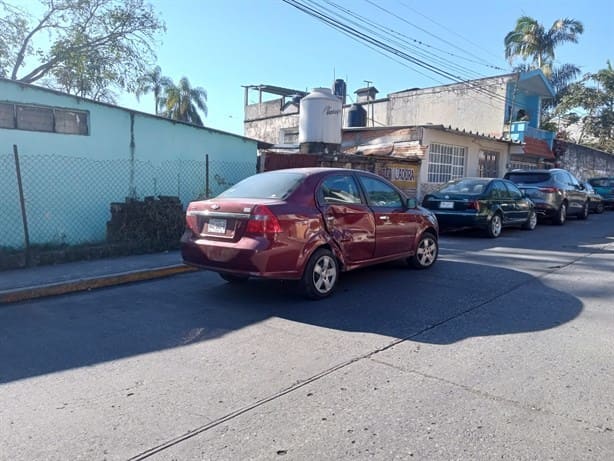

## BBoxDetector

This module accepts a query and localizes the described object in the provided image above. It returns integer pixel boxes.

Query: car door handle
[379,215,389,220]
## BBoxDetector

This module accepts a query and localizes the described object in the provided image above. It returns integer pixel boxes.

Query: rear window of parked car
[504,173,551,183]
[439,178,490,195]
[218,172,304,199]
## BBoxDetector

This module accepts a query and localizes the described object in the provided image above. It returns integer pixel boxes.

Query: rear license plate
[439,201,454,209]
[206,218,226,234]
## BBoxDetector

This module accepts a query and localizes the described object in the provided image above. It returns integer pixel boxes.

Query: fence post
[205,154,210,199]
[13,145,31,266]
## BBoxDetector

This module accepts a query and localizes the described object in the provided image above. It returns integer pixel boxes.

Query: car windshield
[217,172,305,199]
[437,179,489,195]
[505,172,551,184]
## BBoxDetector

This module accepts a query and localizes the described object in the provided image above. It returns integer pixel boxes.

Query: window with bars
[0,102,15,128]
[0,102,89,135]
[508,159,539,170]
[55,109,89,134]
[427,142,466,183]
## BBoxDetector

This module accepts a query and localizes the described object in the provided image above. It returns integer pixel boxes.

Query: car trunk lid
[187,199,283,242]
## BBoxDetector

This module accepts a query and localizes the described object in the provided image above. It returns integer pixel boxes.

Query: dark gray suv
[503,169,589,225]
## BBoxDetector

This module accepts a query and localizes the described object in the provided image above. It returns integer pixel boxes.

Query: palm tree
[504,16,584,78]
[135,66,173,114]
[159,77,208,126]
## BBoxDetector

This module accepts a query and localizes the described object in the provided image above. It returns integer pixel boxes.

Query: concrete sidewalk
[0,251,195,304]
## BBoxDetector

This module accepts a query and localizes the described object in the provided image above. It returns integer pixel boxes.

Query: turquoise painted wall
[0,80,258,248]
[505,82,540,127]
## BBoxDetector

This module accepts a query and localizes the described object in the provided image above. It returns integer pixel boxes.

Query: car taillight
[186,213,197,231]
[185,207,199,233]
[246,205,281,235]
[539,187,559,194]
[467,200,480,211]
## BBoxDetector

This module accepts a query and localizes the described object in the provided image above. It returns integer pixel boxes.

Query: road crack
[127,242,614,460]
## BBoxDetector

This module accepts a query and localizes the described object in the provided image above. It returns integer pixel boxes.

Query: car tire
[408,232,438,269]
[577,201,589,220]
[552,202,567,225]
[301,248,338,300]
[596,202,604,214]
[522,209,537,230]
[219,273,249,283]
[486,213,503,238]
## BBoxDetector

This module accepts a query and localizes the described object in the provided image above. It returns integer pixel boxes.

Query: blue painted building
[0,78,261,249]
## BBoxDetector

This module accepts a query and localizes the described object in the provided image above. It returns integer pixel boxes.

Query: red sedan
[181,168,439,299]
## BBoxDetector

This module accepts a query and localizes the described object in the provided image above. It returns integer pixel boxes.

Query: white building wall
[389,76,510,138]
[418,128,510,199]
[244,114,300,144]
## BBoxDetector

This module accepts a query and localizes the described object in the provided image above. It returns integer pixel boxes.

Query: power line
[396,0,507,64]
[318,0,487,80]
[282,0,519,110]
[363,0,505,71]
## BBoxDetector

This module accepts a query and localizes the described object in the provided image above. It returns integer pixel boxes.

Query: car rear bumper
[180,231,302,279]
[530,201,558,217]
[433,211,489,229]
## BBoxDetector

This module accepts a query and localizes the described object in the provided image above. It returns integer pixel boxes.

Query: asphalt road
[2,212,614,460]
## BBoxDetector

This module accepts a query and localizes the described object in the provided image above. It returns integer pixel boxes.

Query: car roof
[507,169,553,173]
[264,167,364,175]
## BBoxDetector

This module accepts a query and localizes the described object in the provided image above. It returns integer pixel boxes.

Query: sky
[15,0,614,136]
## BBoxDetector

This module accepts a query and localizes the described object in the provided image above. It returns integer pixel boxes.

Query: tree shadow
[0,259,583,384]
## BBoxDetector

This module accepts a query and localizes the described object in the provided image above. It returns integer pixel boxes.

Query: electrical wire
[319,0,487,80]
[282,0,524,110]
[396,0,506,64]
[364,0,507,71]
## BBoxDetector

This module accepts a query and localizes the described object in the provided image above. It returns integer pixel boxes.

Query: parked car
[587,177,614,209]
[583,182,605,214]
[503,168,589,225]
[421,177,537,238]
[181,168,439,299]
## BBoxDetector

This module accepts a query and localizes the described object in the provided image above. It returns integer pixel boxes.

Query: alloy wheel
[410,232,438,269]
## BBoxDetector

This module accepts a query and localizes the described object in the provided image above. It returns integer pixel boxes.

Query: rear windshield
[588,178,614,187]
[504,172,551,184]
[217,171,305,199]
[437,178,490,195]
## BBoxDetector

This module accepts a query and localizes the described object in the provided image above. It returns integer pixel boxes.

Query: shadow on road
[0,258,583,384]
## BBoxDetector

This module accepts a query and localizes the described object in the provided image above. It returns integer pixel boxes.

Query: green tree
[504,16,585,130]
[159,77,208,126]
[0,0,164,101]
[555,62,614,152]
[135,66,173,114]
[504,16,584,78]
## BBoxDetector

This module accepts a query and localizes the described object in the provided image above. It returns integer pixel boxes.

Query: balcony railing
[509,121,555,149]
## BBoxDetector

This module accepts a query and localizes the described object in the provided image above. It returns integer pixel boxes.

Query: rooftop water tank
[299,87,343,146]
[333,79,347,105]
[346,103,367,127]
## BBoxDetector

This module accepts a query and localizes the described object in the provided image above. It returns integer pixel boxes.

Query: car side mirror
[406,197,417,208]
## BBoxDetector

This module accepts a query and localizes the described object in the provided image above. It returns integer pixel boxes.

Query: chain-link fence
[1,150,256,258]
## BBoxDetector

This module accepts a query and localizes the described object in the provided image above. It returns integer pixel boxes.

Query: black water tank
[333,79,347,104]
[347,103,367,127]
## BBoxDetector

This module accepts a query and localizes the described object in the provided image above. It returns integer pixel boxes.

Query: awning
[522,136,555,160]
[343,141,426,159]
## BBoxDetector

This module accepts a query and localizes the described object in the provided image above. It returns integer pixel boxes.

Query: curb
[0,264,197,305]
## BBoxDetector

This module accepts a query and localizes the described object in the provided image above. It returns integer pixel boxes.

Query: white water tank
[299,87,343,145]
